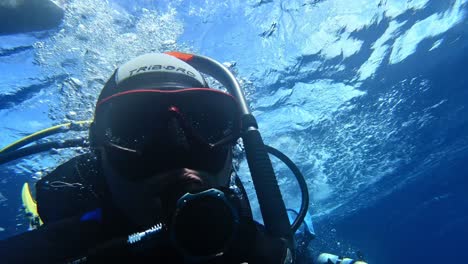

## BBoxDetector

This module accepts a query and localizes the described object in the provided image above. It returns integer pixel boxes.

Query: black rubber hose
[242,129,291,239]
[265,145,309,234]
[0,138,88,165]
[235,175,253,219]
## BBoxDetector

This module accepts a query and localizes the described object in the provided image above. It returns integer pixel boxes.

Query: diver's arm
[0,214,104,264]
[0,218,290,264]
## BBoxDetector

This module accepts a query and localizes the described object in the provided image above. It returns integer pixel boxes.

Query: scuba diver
[0,52,366,264]
[0,52,311,263]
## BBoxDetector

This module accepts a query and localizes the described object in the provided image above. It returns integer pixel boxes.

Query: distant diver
[316,253,367,264]
[0,0,63,35]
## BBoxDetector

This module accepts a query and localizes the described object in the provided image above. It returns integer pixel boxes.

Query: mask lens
[95,90,240,178]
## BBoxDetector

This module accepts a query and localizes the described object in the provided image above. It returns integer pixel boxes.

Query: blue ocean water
[0,0,467,263]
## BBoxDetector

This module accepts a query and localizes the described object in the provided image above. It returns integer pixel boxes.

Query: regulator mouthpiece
[171,188,240,261]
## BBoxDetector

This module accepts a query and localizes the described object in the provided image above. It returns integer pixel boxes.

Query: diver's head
[91,52,240,184]
[89,53,241,226]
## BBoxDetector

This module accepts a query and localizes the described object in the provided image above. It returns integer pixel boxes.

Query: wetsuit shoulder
[36,153,106,223]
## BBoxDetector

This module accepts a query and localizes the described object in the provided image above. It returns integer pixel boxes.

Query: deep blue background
[309,21,468,263]
[331,154,468,263]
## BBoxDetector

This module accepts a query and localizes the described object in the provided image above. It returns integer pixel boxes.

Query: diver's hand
[251,228,290,264]
[232,219,290,264]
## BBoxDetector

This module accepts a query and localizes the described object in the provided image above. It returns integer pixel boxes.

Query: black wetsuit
[0,153,289,263]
